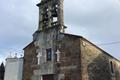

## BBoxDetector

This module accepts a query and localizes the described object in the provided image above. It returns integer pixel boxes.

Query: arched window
[110,61,114,74]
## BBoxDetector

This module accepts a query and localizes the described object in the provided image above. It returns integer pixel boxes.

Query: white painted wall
[4,58,23,80]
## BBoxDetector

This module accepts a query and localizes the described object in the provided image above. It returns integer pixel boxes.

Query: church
[22,0,120,80]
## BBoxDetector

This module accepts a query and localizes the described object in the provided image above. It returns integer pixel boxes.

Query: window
[110,61,114,73]
[53,17,58,22]
[54,53,57,62]
[46,48,52,61]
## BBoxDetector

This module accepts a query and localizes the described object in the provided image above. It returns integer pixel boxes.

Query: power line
[96,41,120,46]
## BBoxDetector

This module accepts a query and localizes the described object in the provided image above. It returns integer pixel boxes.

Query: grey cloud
[0,0,120,61]
[0,0,39,59]
[64,0,120,39]
[64,0,120,27]
[64,0,120,59]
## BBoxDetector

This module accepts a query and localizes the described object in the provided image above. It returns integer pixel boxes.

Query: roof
[62,33,120,62]
[23,41,34,50]
[23,32,120,62]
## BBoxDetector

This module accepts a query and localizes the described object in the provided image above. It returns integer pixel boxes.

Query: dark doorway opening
[43,74,54,80]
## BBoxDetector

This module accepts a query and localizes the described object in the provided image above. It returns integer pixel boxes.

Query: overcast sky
[0,0,120,63]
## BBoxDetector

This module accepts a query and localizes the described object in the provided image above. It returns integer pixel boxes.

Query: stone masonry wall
[113,59,120,80]
[23,34,120,80]
[80,38,120,80]
[57,34,81,80]
[23,42,37,80]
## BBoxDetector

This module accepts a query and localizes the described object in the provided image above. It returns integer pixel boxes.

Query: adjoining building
[4,55,23,80]
[0,63,5,80]
[23,0,120,80]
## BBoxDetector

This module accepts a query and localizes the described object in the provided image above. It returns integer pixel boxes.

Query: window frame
[46,48,52,61]
[109,60,115,74]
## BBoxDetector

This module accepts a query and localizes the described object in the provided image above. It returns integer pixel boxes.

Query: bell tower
[31,0,67,78]
[33,0,65,58]
[37,0,65,32]
[32,1,65,78]
[32,0,65,79]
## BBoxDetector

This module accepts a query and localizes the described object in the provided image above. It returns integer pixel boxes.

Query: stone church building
[23,0,120,80]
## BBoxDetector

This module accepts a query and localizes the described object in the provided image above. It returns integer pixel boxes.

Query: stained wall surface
[80,38,120,80]
[23,42,37,80]
[57,34,81,80]
[24,34,120,80]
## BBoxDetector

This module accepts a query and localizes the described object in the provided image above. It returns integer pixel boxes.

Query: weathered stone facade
[58,34,81,80]
[80,37,120,80]
[23,0,120,80]
[23,33,120,80]
[23,42,37,80]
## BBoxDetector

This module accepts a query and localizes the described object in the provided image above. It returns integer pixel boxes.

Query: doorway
[43,74,54,80]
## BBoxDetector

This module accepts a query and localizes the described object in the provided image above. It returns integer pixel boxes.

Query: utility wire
[96,41,120,46]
